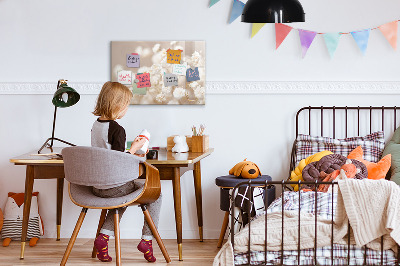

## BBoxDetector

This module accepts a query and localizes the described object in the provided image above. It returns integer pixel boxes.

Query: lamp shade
[241,0,305,23]
[52,84,80,108]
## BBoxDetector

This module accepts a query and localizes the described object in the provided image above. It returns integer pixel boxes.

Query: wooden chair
[60,146,171,265]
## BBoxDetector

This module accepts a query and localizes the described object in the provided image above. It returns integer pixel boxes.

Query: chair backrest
[62,146,145,187]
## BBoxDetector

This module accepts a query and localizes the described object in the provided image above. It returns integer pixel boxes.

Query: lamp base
[38,137,76,154]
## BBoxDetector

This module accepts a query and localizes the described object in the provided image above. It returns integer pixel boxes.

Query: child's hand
[134,149,149,157]
[129,137,147,155]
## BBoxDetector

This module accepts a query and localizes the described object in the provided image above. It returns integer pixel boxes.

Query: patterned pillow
[294,131,385,166]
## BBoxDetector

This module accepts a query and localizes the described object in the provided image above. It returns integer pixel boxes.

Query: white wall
[1,0,400,240]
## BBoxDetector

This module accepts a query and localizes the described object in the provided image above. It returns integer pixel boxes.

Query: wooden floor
[0,239,221,265]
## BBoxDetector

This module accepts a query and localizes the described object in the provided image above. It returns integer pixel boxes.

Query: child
[91,81,162,263]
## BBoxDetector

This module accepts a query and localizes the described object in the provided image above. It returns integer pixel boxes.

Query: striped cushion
[1,217,40,240]
[295,131,385,166]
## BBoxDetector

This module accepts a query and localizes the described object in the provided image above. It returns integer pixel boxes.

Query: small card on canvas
[136,73,151,88]
[164,73,179,87]
[167,49,182,64]
[132,82,147,95]
[118,70,133,85]
[186,67,200,82]
[172,63,187,76]
[127,53,140,68]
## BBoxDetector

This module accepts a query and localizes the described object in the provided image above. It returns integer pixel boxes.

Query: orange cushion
[347,146,391,180]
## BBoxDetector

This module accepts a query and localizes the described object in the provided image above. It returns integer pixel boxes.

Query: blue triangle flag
[229,0,245,24]
[209,0,220,7]
[323,33,341,58]
[351,29,370,55]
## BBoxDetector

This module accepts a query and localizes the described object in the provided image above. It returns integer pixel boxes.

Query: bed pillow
[295,131,385,166]
[382,126,400,184]
[348,146,391,180]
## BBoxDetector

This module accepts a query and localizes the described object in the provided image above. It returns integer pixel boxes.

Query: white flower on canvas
[194,86,205,99]
[135,46,143,55]
[173,87,186,99]
[170,41,177,45]
[151,64,163,75]
[189,81,199,89]
[161,86,172,94]
[138,66,150,73]
[142,48,152,58]
[190,51,203,67]
[113,64,124,78]
[174,45,184,51]
[152,44,161,53]
[155,93,167,103]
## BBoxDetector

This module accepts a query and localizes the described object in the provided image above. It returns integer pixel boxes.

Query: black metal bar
[314,181,318,266]
[357,106,360,136]
[345,106,348,138]
[298,180,301,266]
[309,106,311,135]
[247,181,252,264]
[370,106,373,134]
[331,182,334,266]
[397,243,400,266]
[363,245,367,266]
[321,106,324,136]
[265,180,268,266]
[230,186,235,250]
[281,181,285,266]
[382,106,385,132]
[381,236,384,266]
[333,106,336,138]
[395,106,397,132]
[347,220,351,265]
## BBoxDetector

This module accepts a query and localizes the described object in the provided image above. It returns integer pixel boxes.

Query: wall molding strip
[0,81,399,95]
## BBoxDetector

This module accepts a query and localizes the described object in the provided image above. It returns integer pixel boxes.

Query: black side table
[215,175,275,248]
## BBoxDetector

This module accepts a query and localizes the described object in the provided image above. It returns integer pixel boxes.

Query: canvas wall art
[111,41,205,105]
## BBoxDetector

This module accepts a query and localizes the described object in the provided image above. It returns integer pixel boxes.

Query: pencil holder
[191,135,209,153]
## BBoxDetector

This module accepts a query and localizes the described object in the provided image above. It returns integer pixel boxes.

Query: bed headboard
[290,106,400,179]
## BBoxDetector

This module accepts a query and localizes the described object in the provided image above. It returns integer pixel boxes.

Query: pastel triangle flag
[229,0,245,24]
[323,33,341,58]
[298,29,317,58]
[251,23,266,38]
[378,21,398,50]
[209,0,220,7]
[275,23,293,49]
[351,29,370,55]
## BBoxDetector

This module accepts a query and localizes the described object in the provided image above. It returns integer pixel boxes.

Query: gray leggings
[92,180,162,240]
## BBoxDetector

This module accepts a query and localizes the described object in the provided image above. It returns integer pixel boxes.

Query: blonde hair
[93,82,133,120]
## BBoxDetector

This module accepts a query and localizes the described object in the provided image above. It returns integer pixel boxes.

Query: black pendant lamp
[242,0,305,23]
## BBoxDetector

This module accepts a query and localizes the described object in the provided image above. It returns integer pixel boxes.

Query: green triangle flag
[323,33,341,58]
[251,23,266,38]
[209,0,220,7]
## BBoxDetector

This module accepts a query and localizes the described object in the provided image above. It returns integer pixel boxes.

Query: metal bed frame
[230,106,400,266]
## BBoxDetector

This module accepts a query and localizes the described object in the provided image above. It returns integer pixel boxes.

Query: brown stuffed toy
[229,159,261,179]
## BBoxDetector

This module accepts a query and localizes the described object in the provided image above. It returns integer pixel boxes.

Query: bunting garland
[208,1,399,58]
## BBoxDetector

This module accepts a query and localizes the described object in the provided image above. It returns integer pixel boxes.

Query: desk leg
[193,161,203,242]
[20,165,34,259]
[172,167,183,261]
[56,178,64,241]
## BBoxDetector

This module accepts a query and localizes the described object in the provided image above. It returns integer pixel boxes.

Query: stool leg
[217,211,230,248]
[92,209,107,258]
[114,209,121,266]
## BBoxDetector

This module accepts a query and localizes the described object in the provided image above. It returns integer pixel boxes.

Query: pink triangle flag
[275,23,293,49]
[378,21,398,50]
[298,29,318,58]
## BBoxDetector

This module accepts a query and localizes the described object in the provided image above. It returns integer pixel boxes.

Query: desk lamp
[241,0,305,23]
[38,79,80,154]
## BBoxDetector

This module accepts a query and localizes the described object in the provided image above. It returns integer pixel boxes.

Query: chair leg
[217,211,230,248]
[114,209,121,266]
[141,205,171,263]
[60,208,88,266]
[91,209,108,258]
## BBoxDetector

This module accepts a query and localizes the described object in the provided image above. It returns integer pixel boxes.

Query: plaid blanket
[234,191,397,265]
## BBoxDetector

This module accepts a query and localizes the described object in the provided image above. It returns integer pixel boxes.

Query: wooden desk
[10,147,213,261]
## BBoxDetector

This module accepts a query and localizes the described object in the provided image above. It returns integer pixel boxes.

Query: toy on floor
[1,192,44,247]
[229,159,261,179]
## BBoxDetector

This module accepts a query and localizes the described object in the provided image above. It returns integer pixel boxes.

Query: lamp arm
[50,105,57,148]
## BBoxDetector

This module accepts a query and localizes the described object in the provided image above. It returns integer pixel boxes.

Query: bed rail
[230,180,400,266]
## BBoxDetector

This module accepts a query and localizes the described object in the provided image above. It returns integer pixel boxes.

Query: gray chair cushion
[69,180,145,208]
